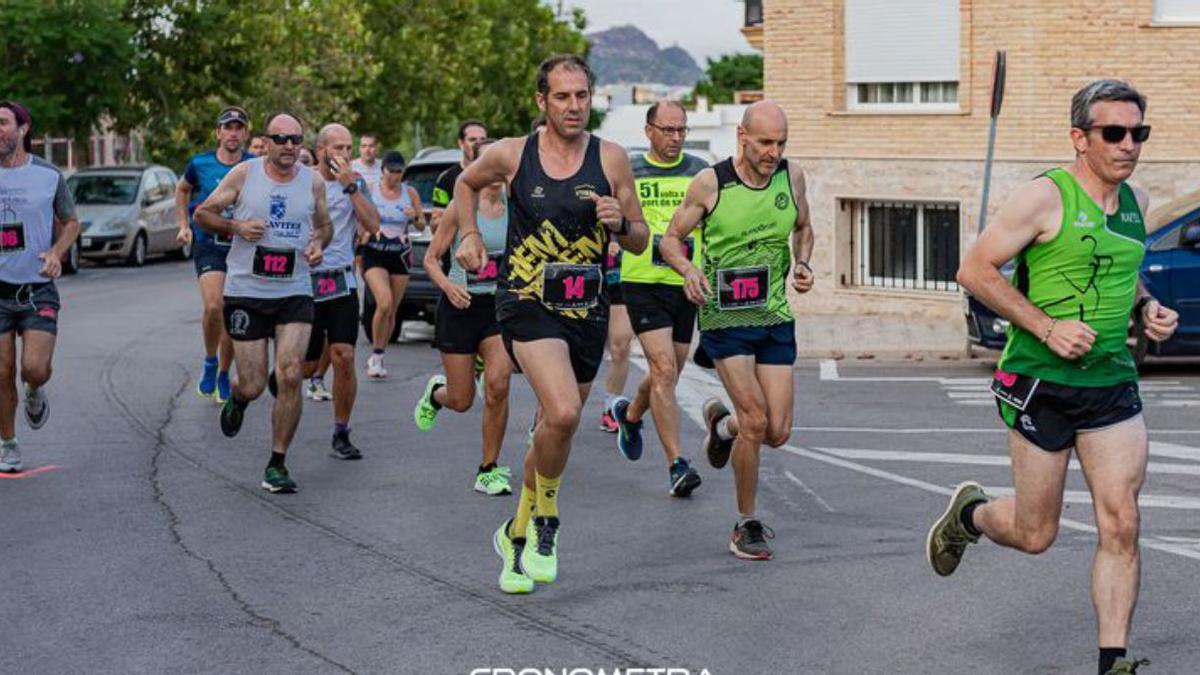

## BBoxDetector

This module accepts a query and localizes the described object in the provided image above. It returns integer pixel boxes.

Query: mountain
[586,25,704,86]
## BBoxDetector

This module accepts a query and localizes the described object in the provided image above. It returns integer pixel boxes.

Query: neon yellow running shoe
[521,516,560,584]
[493,519,534,594]
[413,375,445,432]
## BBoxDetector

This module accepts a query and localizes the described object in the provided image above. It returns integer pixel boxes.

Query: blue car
[965,189,1200,367]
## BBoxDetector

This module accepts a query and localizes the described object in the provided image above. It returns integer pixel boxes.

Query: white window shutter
[845,0,960,83]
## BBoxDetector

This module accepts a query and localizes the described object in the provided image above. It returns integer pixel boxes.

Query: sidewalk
[795,313,971,360]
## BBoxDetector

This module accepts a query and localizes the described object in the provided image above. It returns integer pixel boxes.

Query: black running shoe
[702,398,734,469]
[220,396,247,438]
[730,519,775,560]
[330,430,363,460]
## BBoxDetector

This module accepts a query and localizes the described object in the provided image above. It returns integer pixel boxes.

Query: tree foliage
[690,53,763,105]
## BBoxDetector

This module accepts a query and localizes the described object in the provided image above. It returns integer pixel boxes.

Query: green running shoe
[926,481,988,577]
[475,465,513,496]
[414,375,445,432]
[261,465,297,494]
[493,519,534,594]
[522,516,559,584]
[1105,658,1150,675]
[220,396,247,438]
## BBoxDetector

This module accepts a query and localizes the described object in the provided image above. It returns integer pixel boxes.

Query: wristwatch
[342,182,358,195]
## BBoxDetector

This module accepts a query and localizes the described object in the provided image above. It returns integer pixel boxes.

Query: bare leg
[971,431,1071,554]
[270,323,311,454]
[478,335,513,467]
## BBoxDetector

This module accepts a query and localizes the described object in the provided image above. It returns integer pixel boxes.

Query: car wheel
[126,232,147,267]
[62,239,80,275]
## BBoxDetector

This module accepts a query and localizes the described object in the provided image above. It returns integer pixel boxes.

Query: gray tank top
[448,191,508,295]
[371,182,413,241]
[313,176,363,290]
[224,158,316,299]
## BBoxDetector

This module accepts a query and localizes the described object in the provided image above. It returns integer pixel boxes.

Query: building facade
[761,0,1200,350]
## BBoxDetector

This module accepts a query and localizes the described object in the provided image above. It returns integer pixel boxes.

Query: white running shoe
[306,378,333,401]
[366,353,388,379]
[0,441,22,473]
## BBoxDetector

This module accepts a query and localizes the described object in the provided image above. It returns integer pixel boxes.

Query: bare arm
[789,162,815,293]
[175,178,193,231]
[346,177,379,236]
[454,138,521,271]
[424,199,460,292]
[599,140,649,254]
[311,173,333,248]
[194,163,250,237]
[407,185,427,232]
[661,168,719,304]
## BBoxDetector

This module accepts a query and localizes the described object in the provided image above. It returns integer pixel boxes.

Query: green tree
[0,0,134,140]
[690,53,762,104]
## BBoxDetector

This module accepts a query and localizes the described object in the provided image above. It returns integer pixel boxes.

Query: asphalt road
[3,260,1198,674]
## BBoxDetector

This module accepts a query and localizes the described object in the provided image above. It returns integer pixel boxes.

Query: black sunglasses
[268,133,305,146]
[1081,125,1151,144]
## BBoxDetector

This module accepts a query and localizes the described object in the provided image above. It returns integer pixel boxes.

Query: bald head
[316,123,351,149]
[316,123,353,173]
[741,101,787,135]
[266,113,302,135]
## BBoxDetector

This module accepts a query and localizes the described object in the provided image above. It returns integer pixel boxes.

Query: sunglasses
[268,133,305,146]
[1081,125,1151,144]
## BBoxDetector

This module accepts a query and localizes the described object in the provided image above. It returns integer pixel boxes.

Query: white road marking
[811,447,1200,478]
[819,359,839,381]
[795,426,1200,435]
[783,470,836,512]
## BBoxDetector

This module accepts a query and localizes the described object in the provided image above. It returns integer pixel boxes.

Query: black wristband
[342,182,358,195]
[615,218,630,236]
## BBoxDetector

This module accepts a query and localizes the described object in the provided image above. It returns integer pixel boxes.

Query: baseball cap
[382,150,406,172]
[217,106,249,127]
[0,101,33,152]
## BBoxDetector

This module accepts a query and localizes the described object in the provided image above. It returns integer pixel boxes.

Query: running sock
[311,375,323,385]
[430,383,444,410]
[961,500,984,537]
[737,513,756,527]
[604,393,618,414]
[333,422,349,435]
[509,485,537,539]
[2,437,16,448]
[267,451,286,469]
[715,416,735,441]
[536,472,561,519]
[1099,647,1127,675]
[478,462,497,475]
[373,348,384,356]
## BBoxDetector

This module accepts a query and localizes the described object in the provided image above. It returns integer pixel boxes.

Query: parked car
[68,165,189,267]
[360,149,460,342]
[965,188,1200,367]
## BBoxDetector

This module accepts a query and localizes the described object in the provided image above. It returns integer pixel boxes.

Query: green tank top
[698,158,797,331]
[448,192,508,295]
[998,168,1145,386]
[621,152,708,285]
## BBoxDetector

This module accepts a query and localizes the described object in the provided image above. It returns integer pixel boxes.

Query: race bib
[252,246,296,280]
[214,232,234,246]
[990,370,1040,411]
[310,268,350,302]
[605,250,622,285]
[466,252,503,285]
[0,222,27,254]
[541,263,602,311]
[651,234,694,267]
[717,265,769,310]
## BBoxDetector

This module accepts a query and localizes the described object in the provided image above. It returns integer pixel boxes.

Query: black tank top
[499,132,613,324]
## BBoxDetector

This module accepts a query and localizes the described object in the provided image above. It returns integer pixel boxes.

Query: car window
[1150,214,1200,252]
[156,170,176,197]
[142,172,164,203]
[402,164,452,209]
[67,175,140,205]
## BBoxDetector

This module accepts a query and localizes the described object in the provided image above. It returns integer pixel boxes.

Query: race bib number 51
[541,263,601,311]
[253,246,296,280]
[717,265,769,310]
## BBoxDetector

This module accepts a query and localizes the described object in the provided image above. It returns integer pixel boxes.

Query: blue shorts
[193,238,230,277]
[699,322,796,366]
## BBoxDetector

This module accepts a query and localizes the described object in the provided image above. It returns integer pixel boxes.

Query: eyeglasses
[1080,125,1151,144]
[648,123,689,137]
[268,133,305,146]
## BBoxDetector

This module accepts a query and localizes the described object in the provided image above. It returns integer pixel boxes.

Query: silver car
[69,165,190,266]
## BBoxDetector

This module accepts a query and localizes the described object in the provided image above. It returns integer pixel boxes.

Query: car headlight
[991,318,1010,334]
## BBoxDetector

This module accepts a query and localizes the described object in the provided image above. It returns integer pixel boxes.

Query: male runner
[247,133,267,157]
[432,120,487,230]
[609,101,707,497]
[455,55,649,594]
[195,112,331,493]
[661,101,813,561]
[176,105,254,403]
[350,132,381,189]
[926,79,1174,675]
[305,123,379,460]
[0,101,79,472]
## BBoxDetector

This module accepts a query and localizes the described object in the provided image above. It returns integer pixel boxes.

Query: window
[744,0,763,27]
[851,200,960,291]
[1154,0,1200,23]
[845,0,960,111]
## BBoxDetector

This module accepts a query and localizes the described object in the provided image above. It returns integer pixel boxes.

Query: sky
[556,0,754,64]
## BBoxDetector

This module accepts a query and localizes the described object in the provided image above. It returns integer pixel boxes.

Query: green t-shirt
[997,168,1145,387]
[698,158,797,331]
[621,152,708,285]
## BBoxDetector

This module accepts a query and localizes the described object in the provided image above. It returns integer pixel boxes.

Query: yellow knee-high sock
[509,484,537,540]
[535,472,561,520]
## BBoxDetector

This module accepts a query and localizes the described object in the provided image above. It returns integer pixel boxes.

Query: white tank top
[371,182,414,241]
[224,158,316,299]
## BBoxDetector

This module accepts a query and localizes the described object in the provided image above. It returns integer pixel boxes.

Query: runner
[661,100,813,561]
[304,123,379,460]
[926,79,1174,675]
[175,105,254,404]
[432,120,487,230]
[609,101,707,497]
[598,240,631,432]
[195,112,331,493]
[350,132,381,189]
[298,146,316,167]
[363,151,425,378]
[455,54,649,594]
[414,137,515,495]
[0,101,79,473]
[247,133,267,157]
